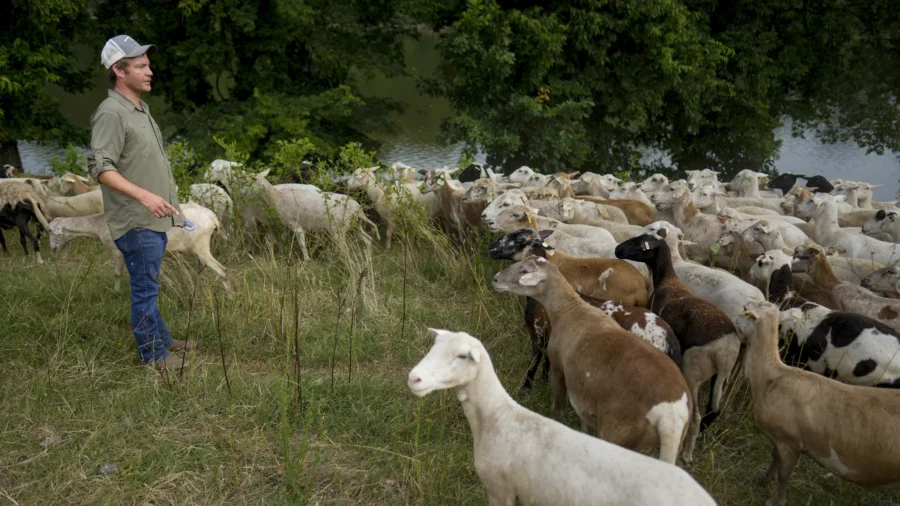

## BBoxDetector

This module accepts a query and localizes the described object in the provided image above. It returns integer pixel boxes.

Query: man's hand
[139,191,180,218]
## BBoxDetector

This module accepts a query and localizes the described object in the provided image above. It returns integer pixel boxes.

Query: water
[18,35,900,201]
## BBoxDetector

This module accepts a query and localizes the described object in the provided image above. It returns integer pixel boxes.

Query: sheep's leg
[194,243,230,292]
[486,487,516,506]
[384,221,395,250]
[0,228,8,254]
[766,443,798,506]
[291,225,310,260]
[548,365,567,422]
[709,335,741,414]
[520,298,546,391]
[679,346,713,464]
[762,444,780,483]
[15,213,42,264]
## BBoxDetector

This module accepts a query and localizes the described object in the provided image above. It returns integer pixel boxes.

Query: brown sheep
[572,196,655,226]
[492,256,692,464]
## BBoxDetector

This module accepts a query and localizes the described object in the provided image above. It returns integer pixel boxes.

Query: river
[17,34,900,201]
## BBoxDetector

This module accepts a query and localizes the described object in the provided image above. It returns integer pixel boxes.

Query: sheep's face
[862,209,894,235]
[346,168,376,190]
[735,301,779,343]
[487,205,537,233]
[640,174,668,192]
[509,166,535,184]
[651,183,688,209]
[615,233,666,264]
[462,180,493,204]
[419,168,458,193]
[791,244,823,272]
[481,190,528,223]
[749,250,792,283]
[743,221,778,242]
[861,264,900,294]
[795,195,823,220]
[408,329,483,397]
[491,256,551,296]
[48,221,74,252]
[488,228,548,261]
[686,169,719,190]
[690,185,725,209]
[558,198,576,221]
[523,173,549,188]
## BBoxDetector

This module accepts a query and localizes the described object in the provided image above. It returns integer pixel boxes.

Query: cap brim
[124,44,156,59]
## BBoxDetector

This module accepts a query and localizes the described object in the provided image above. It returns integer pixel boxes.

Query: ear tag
[642,242,649,250]
[541,242,549,248]
[520,273,533,281]
[526,214,534,226]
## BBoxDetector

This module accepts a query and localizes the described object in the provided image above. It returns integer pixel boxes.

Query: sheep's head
[508,166,535,184]
[408,329,485,398]
[346,167,377,190]
[686,169,720,190]
[776,307,804,335]
[742,220,780,245]
[749,249,793,283]
[481,190,528,224]
[486,205,540,233]
[735,301,780,343]
[689,185,725,210]
[640,221,689,256]
[791,243,824,272]
[491,255,553,296]
[488,228,553,261]
[462,179,495,204]
[558,197,576,221]
[862,209,895,236]
[390,162,416,183]
[861,264,900,294]
[48,219,74,252]
[418,168,458,193]
[651,182,690,209]
[640,174,669,192]
[615,233,668,264]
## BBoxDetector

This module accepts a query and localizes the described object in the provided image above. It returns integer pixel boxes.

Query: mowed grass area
[1,225,898,506]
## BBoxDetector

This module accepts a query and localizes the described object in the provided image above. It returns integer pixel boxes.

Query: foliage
[47,143,88,178]
[89,0,416,163]
[0,0,93,162]
[166,139,203,203]
[270,138,317,179]
[425,0,900,180]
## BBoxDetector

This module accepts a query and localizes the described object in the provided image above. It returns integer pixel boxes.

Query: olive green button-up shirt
[88,89,182,241]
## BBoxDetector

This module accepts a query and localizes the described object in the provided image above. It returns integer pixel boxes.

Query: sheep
[347,166,428,248]
[438,178,469,237]
[693,183,786,215]
[713,233,842,310]
[1,164,20,178]
[485,205,617,248]
[257,169,379,259]
[852,182,897,210]
[639,173,670,193]
[45,190,104,218]
[609,182,654,207]
[792,243,884,285]
[0,180,51,232]
[559,196,630,224]
[749,254,821,310]
[488,229,668,387]
[641,221,766,319]
[862,264,900,297]
[0,201,45,264]
[727,170,781,199]
[480,189,531,224]
[741,219,810,250]
[59,173,100,196]
[615,231,743,462]
[650,182,747,262]
[48,203,229,291]
[492,256,694,465]
[575,173,622,197]
[457,162,488,183]
[685,169,722,191]
[573,195,655,226]
[862,210,900,242]
[408,329,717,506]
[387,162,416,183]
[734,301,900,506]
[189,183,233,221]
[797,193,900,266]
[766,172,810,195]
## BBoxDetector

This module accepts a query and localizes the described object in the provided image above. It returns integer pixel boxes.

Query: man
[88,35,191,371]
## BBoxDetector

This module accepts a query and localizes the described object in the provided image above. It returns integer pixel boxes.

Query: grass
[1,221,899,506]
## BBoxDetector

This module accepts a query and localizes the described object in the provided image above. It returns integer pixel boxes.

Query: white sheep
[256,169,379,259]
[48,203,229,291]
[189,183,233,221]
[45,191,104,218]
[798,193,900,266]
[408,329,717,506]
[740,219,810,250]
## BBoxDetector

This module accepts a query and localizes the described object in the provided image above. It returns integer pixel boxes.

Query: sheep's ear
[427,328,449,341]
[467,346,481,364]
[750,253,762,261]
[657,228,668,238]
[539,229,554,240]
[833,195,847,203]
[518,270,547,287]
[872,184,883,189]
[258,168,271,178]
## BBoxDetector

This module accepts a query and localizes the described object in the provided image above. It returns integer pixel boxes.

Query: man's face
[117,54,152,94]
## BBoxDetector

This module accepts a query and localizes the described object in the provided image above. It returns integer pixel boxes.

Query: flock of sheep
[3,159,900,505]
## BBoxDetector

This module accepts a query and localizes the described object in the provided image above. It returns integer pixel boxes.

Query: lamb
[59,173,99,196]
[797,193,900,266]
[45,190,104,218]
[616,232,743,462]
[734,301,900,506]
[488,229,669,388]
[492,256,694,464]
[485,205,617,247]
[861,264,900,297]
[189,183,233,221]
[48,203,229,291]
[258,169,379,259]
[791,244,900,334]
[862,209,900,242]
[408,329,717,506]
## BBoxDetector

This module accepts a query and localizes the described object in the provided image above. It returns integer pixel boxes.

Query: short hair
[107,57,135,86]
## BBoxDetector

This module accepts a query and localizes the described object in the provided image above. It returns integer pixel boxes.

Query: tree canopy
[424,0,900,178]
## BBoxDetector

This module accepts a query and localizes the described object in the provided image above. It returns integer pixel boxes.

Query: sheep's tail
[358,212,381,241]
[211,213,228,240]
[699,375,720,431]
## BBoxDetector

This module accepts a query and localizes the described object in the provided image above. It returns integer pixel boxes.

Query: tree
[0,0,93,167]
[90,0,419,163]
[425,0,900,179]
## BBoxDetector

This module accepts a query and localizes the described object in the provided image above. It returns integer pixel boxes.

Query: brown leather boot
[155,354,187,371]
[168,340,195,351]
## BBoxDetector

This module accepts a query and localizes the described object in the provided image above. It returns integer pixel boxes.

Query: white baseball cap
[101,34,156,69]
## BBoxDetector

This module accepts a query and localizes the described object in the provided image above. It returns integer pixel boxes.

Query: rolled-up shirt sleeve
[88,111,125,181]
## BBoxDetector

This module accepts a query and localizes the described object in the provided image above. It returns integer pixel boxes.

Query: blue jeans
[114,228,172,364]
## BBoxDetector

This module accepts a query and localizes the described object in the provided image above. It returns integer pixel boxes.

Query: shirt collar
[108,89,150,113]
